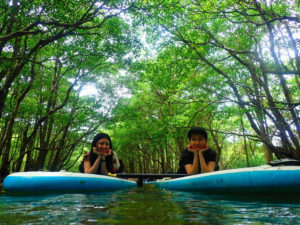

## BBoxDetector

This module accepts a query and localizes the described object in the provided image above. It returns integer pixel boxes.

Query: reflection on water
[1,184,300,224]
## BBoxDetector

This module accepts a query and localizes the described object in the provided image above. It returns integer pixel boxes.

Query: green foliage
[225,153,266,169]
[1,0,299,176]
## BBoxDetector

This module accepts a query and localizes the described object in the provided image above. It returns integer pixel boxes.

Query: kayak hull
[3,171,136,195]
[153,165,300,195]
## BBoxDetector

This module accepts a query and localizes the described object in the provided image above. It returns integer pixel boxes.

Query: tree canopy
[0,0,299,179]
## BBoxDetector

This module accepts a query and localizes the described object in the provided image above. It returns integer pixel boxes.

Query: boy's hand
[198,144,209,153]
[187,145,198,153]
[188,144,209,152]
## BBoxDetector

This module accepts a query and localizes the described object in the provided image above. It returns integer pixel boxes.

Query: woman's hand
[93,147,101,156]
[101,149,112,157]
[93,147,112,157]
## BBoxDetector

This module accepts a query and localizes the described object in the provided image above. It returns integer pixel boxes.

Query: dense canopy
[0,0,299,179]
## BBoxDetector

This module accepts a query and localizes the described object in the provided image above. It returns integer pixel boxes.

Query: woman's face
[96,138,110,152]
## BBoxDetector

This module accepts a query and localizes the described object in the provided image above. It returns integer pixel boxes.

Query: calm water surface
[1,184,300,224]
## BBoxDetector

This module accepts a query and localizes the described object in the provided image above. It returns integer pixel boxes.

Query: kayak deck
[3,165,300,195]
[153,165,300,195]
[3,171,136,195]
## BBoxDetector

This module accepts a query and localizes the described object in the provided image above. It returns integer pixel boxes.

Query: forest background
[0,0,299,181]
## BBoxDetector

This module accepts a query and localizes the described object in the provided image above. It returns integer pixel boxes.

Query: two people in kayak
[81,127,217,175]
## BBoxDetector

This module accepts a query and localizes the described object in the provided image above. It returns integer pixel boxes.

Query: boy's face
[189,134,207,149]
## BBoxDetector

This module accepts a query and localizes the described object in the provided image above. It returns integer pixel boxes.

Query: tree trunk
[0,137,12,179]
[264,144,273,164]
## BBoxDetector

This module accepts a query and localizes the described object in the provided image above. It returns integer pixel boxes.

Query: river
[1,184,300,224]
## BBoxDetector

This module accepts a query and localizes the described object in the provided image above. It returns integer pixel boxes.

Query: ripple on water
[1,187,300,224]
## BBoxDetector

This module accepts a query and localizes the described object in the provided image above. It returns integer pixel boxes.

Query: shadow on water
[166,188,300,225]
[96,184,190,225]
[182,190,300,204]
[1,185,300,224]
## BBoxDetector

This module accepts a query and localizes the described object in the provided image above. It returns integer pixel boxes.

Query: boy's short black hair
[187,127,208,140]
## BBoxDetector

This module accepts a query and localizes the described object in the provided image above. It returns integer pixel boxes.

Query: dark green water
[1,184,300,224]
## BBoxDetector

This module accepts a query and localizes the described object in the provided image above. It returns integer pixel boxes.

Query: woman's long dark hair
[89,133,114,173]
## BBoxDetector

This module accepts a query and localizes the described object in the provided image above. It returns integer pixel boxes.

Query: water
[1,184,300,224]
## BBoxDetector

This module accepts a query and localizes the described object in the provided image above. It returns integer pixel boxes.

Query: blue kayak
[153,165,300,194]
[3,171,136,195]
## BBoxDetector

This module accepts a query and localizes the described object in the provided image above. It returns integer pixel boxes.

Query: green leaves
[1,0,299,176]
[104,0,300,172]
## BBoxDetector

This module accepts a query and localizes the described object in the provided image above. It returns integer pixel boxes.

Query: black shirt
[178,148,217,174]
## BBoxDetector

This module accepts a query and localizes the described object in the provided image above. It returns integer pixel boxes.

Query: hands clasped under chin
[93,147,112,156]
[187,144,209,153]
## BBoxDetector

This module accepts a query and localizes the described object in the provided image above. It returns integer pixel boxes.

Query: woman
[83,133,123,175]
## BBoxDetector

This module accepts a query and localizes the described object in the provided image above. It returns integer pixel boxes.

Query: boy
[178,127,217,174]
